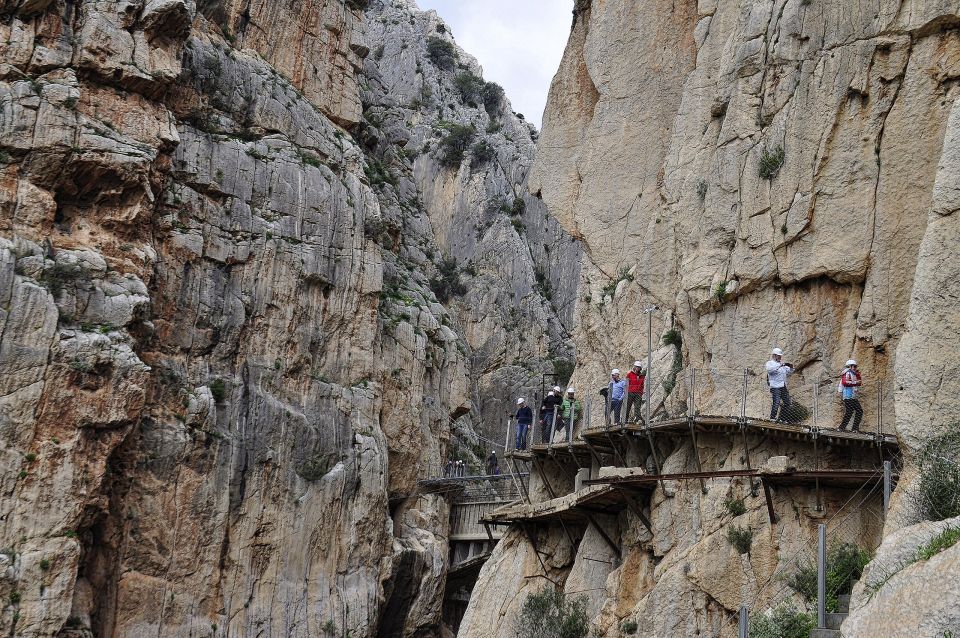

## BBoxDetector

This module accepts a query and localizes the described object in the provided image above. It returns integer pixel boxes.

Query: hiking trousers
[839,398,863,431]
[770,386,791,421]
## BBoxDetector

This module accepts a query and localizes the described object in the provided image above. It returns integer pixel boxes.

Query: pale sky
[416,0,571,130]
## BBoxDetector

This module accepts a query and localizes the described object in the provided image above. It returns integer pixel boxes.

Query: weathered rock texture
[460,0,960,636]
[0,1,577,637]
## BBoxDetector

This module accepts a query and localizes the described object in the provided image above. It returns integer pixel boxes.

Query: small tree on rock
[514,588,589,638]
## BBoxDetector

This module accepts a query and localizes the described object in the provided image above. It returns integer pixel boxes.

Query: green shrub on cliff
[427,37,456,70]
[914,424,960,521]
[514,588,589,638]
[749,605,814,638]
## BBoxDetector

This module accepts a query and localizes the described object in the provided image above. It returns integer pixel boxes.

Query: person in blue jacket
[515,398,532,449]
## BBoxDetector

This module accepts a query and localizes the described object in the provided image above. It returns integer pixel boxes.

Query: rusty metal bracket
[761,478,778,525]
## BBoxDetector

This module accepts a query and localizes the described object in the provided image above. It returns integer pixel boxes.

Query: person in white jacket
[765,347,794,421]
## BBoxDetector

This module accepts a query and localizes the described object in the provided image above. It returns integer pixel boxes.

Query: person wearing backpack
[838,360,863,431]
[540,387,563,443]
[765,347,794,421]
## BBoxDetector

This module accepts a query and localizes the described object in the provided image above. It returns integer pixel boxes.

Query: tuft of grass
[39,558,50,571]
[24,453,36,463]
[600,268,634,299]
[917,526,960,561]
[759,145,785,180]
[621,619,639,634]
[715,280,729,301]
[727,525,753,554]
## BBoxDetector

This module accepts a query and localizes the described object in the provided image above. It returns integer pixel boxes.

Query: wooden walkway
[510,415,898,466]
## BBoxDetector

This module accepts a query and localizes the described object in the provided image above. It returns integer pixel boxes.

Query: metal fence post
[504,418,512,454]
[883,460,892,513]
[528,413,536,451]
[585,398,592,432]
[568,401,576,444]
[741,368,749,421]
[738,605,749,638]
[688,369,696,418]
[878,379,883,435]
[550,409,558,449]
[817,523,827,629]
[813,377,819,428]
[605,380,611,428]
[624,383,630,426]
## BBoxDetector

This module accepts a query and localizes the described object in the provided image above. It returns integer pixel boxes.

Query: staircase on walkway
[809,592,853,638]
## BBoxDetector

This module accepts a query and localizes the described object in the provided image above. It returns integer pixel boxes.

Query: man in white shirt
[765,347,794,421]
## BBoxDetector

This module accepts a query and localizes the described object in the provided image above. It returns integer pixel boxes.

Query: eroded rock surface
[0,0,578,636]
[461,0,960,636]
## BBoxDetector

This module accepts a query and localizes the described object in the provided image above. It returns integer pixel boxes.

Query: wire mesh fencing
[628,367,894,435]
[713,471,888,637]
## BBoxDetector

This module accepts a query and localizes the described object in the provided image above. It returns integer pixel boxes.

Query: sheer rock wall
[0,0,578,636]
[460,0,960,636]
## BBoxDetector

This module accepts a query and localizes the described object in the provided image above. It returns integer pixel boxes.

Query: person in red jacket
[625,361,646,423]
[838,360,863,431]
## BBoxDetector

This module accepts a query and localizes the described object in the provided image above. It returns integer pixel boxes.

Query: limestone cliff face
[0,1,576,637]
[459,0,960,636]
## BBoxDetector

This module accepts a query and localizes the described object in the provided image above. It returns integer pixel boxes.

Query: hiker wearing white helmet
[514,398,532,450]
[558,387,582,443]
[765,347,795,422]
[838,360,863,431]
[626,360,646,423]
[606,368,627,426]
[539,388,563,443]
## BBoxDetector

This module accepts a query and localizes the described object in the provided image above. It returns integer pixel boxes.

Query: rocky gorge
[0,0,958,637]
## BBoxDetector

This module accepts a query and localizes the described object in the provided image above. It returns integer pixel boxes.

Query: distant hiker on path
[515,398,532,450]
[540,388,562,443]
[607,369,627,426]
[487,450,500,475]
[626,361,645,422]
[838,359,863,432]
[765,347,794,422]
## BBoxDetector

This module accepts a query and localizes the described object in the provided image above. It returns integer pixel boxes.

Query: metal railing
[648,367,892,435]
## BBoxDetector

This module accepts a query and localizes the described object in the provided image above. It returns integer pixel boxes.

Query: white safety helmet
[634,360,643,367]
[566,387,575,394]
[516,398,525,405]
[553,385,562,393]
[611,368,621,375]
[846,359,857,367]
[772,347,784,356]
[547,390,554,396]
